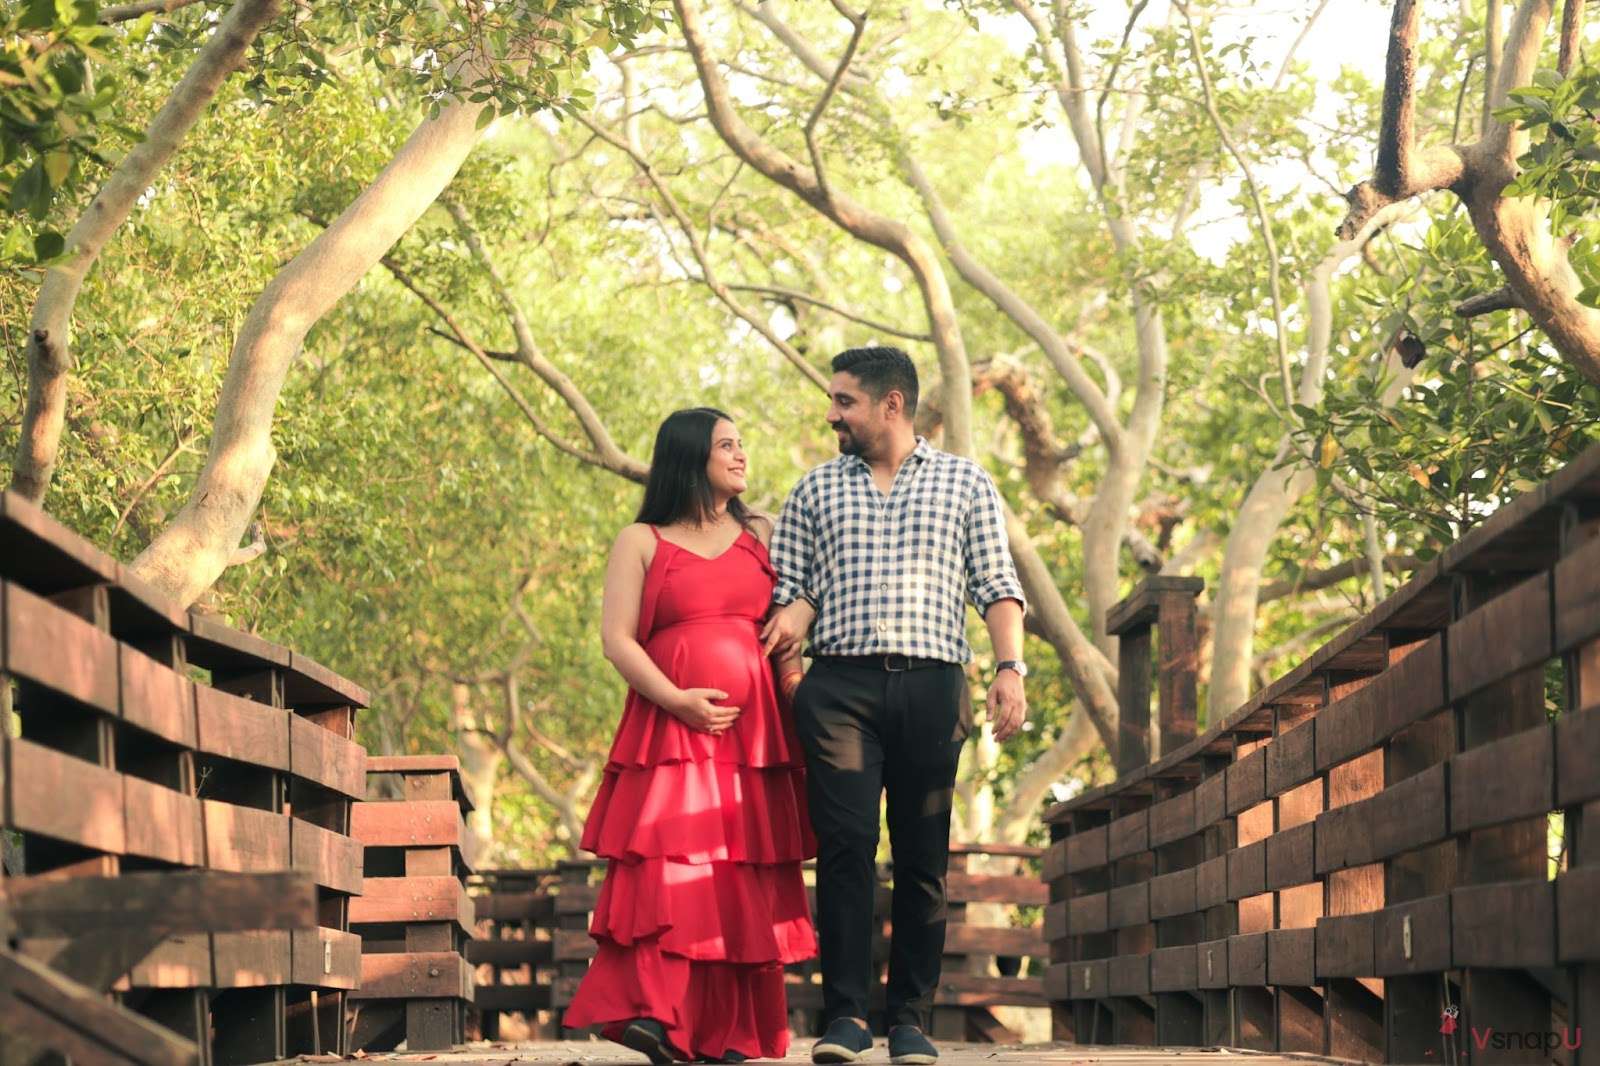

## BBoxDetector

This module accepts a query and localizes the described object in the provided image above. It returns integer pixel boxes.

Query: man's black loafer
[812,1018,874,1063]
[888,1024,938,1065]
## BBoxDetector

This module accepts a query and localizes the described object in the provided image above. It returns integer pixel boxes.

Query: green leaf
[9,160,47,218]
[32,229,64,260]
[43,150,71,187]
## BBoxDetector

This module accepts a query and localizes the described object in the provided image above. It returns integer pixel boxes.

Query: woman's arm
[601,524,741,733]
[752,514,807,698]
[600,524,683,708]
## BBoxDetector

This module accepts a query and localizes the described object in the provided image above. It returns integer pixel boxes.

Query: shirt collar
[846,436,934,475]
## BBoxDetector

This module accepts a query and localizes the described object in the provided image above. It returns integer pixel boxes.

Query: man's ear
[882,388,905,420]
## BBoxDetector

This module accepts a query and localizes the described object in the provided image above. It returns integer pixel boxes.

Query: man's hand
[761,599,816,658]
[985,668,1028,742]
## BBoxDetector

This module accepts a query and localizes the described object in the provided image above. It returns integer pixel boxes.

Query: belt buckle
[884,653,910,672]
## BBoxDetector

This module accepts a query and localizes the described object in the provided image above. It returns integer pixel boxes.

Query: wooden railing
[349,755,479,1050]
[1043,443,1600,1063]
[0,490,370,1062]
[475,845,1049,1042]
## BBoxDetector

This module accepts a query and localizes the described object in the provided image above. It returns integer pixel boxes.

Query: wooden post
[1109,577,1205,777]
[1452,572,1550,1063]
[1560,504,1600,1066]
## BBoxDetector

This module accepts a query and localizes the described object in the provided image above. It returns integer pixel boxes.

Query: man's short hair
[832,346,919,415]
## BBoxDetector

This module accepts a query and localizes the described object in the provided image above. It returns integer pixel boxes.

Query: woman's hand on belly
[666,687,742,735]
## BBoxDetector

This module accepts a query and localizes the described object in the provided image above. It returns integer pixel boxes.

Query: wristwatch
[996,659,1028,678]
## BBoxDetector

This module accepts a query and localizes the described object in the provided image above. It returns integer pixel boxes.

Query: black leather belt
[815,653,949,672]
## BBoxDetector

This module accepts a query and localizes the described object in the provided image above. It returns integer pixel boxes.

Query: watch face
[1000,660,1028,678]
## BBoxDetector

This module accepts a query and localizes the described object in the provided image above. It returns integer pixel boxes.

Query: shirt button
[879,583,888,592]
[877,620,888,633]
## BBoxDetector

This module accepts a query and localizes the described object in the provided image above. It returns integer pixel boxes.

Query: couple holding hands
[564,347,1029,1064]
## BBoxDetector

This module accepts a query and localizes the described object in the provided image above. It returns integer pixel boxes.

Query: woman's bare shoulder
[747,512,775,546]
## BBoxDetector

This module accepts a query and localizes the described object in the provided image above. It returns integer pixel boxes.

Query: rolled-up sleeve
[770,480,817,608]
[964,469,1027,616]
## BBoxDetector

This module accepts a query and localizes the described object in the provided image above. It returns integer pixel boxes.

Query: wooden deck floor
[287,1042,1348,1064]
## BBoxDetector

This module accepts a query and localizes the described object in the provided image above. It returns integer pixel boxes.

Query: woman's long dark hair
[635,407,754,530]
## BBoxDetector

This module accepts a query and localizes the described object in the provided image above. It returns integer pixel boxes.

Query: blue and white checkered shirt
[770,438,1027,663]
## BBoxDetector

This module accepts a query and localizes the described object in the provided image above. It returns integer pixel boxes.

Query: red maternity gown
[563,526,818,1061]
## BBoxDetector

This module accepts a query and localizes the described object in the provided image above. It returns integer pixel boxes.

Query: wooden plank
[1446,572,1552,701]
[4,580,119,711]
[122,777,204,867]
[1069,892,1108,935]
[466,939,555,966]
[1555,706,1600,807]
[1197,938,1228,990]
[352,951,474,1001]
[203,800,290,873]
[119,645,197,748]
[1149,790,1196,848]
[1149,867,1197,919]
[1106,953,1150,997]
[473,984,553,1012]
[194,684,290,771]
[1150,945,1197,992]
[9,737,125,853]
[1266,927,1315,987]
[184,611,291,672]
[125,935,212,990]
[1065,825,1108,872]
[1226,747,1267,815]
[212,930,292,987]
[1195,855,1228,909]
[946,871,1047,905]
[1107,884,1148,929]
[350,876,475,932]
[1557,865,1600,962]
[1227,931,1267,986]
[1117,627,1153,776]
[945,925,1047,956]
[3,871,316,936]
[469,890,547,923]
[290,927,361,990]
[1265,720,1316,798]
[1315,636,1446,772]
[1227,839,1266,901]
[1106,809,1149,861]
[1265,822,1315,892]
[1068,958,1108,999]
[1448,722,1553,831]
[1315,761,1448,874]
[1043,899,1067,942]
[283,650,370,710]
[0,945,200,1066]
[1194,772,1225,830]
[553,928,596,961]
[1373,893,1451,975]
[288,714,365,799]
[290,818,363,895]
[1553,528,1600,652]
[1451,879,1555,969]
[350,799,466,849]
[1041,839,1068,882]
[0,490,120,591]
[1315,912,1374,978]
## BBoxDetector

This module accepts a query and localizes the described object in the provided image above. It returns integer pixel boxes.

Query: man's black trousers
[791,656,971,1030]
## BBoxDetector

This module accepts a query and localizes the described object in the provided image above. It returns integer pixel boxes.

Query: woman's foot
[620,1017,676,1064]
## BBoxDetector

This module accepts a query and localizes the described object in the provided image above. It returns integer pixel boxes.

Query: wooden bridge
[4,440,1599,1064]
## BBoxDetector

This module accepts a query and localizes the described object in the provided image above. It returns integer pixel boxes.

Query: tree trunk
[129,100,488,605]
[9,0,282,503]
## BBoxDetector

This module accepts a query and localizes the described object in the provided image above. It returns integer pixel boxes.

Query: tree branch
[443,198,656,471]
[1559,0,1585,74]
[803,5,866,210]
[1258,554,1424,605]
[1456,284,1525,317]
[574,111,830,390]
[674,0,975,454]
[1179,0,1294,414]
[11,0,282,504]
[724,283,930,341]
[381,256,644,481]
[99,0,208,21]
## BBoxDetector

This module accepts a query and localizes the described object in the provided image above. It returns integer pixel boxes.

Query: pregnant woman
[564,407,817,1063]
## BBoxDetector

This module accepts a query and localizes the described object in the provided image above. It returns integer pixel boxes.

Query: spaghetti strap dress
[563,526,818,1061]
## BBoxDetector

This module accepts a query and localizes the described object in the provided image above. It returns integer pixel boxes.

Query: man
[762,346,1028,1065]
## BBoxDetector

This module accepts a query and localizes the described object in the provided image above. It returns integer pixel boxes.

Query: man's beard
[834,426,863,456]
